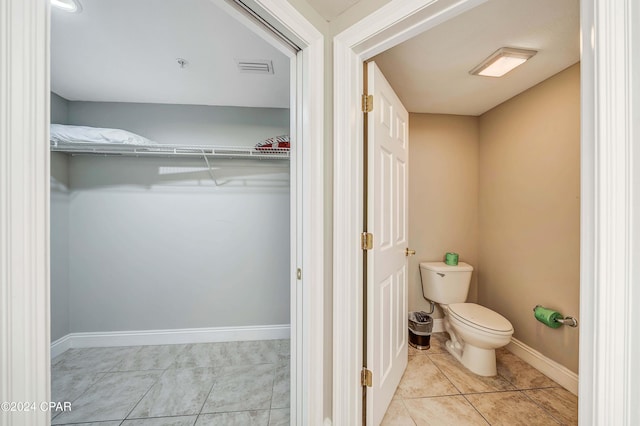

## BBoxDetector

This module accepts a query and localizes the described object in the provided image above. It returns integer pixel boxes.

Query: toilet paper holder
[532,305,578,328]
[554,316,578,327]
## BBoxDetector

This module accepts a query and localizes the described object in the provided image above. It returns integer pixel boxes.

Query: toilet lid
[448,303,513,333]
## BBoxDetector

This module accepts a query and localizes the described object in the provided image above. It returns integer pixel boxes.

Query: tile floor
[51,334,577,425]
[50,339,290,426]
[382,333,578,426]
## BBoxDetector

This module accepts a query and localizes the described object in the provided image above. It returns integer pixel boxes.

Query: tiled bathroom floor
[50,339,290,426]
[382,333,578,425]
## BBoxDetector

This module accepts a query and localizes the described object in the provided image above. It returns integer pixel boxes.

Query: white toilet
[419,261,514,376]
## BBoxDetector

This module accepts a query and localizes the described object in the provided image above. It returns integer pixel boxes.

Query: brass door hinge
[361,368,373,387]
[362,94,373,113]
[361,232,373,250]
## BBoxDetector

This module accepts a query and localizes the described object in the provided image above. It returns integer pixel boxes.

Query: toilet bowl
[443,302,513,376]
[419,262,514,376]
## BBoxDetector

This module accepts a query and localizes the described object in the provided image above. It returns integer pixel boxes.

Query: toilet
[419,261,514,376]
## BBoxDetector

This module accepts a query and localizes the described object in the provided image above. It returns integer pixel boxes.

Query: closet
[49,0,293,423]
[50,111,291,344]
[50,0,292,350]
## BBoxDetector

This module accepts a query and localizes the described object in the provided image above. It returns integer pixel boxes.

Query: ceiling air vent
[236,59,274,74]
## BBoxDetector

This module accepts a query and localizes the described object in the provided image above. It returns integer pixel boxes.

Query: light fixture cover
[51,0,81,13]
[469,47,537,77]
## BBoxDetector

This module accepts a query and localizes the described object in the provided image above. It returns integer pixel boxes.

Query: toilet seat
[448,303,513,335]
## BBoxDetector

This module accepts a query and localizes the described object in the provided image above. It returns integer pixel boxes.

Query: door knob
[405,248,416,256]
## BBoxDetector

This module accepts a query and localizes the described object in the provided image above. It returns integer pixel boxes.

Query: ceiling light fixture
[469,47,537,78]
[51,0,81,13]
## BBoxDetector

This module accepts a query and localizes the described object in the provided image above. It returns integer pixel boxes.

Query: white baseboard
[506,338,579,395]
[51,324,290,359]
[429,322,578,396]
[51,334,74,359]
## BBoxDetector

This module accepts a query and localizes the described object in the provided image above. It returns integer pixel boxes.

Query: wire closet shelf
[50,140,291,160]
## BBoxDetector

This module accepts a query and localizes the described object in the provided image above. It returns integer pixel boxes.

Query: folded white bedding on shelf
[50,124,153,145]
[50,125,290,160]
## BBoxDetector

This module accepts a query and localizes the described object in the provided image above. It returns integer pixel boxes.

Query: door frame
[333,0,639,424]
[0,0,324,425]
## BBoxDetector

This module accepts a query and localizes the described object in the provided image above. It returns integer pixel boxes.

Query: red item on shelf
[256,135,290,150]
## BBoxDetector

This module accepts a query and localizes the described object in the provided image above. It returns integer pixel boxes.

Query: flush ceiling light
[51,0,82,13]
[469,47,537,77]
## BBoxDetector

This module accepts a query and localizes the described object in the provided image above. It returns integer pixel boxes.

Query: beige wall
[478,63,580,372]
[409,64,580,373]
[409,114,479,318]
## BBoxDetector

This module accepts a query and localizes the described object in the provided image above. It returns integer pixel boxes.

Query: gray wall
[68,101,289,147]
[50,152,70,341]
[51,92,69,124]
[51,92,71,341]
[50,100,291,338]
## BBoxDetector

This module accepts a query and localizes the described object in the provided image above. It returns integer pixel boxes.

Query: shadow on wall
[50,152,291,336]
[64,156,290,191]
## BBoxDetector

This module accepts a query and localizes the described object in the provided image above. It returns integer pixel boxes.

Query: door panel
[380,148,393,249]
[366,61,409,425]
[396,159,407,244]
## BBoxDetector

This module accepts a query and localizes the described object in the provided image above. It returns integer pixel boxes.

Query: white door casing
[225,2,327,422]
[333,3,490,424]
[366,61,409,425]
[334,0,640,424]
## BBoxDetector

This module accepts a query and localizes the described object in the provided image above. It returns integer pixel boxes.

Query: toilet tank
[419,262,473,304]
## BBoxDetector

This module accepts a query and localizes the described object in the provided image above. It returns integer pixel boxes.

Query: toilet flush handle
[405,248,416,257]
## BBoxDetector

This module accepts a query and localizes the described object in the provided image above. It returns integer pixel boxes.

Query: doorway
[0,0,324,424]
[49,0,295,423]
[333,0,638,424]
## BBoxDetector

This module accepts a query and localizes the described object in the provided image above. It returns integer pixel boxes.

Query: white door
[366,61,409,425]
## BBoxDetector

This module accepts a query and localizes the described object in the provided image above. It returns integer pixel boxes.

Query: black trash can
[408,311,433,350]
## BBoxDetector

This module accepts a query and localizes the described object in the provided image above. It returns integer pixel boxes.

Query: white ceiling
[306,0,361,21]
[51,0,578,113]
[372,0,580,115]
[51,0,290,108]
